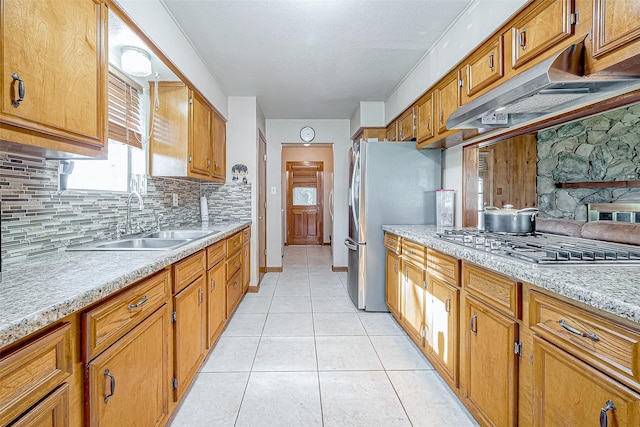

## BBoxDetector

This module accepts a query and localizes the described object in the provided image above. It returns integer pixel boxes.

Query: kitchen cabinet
[460,263,520,427]
[385,251,402,321]
[401,258,427,347]
[243,228,251,292]
[510,0,575,69]
[207,241,227,348]
[589,0,640,74]
[435,73,460,136]
[226,231,245,317]
[0,0,107,157]
[459,36,504,105]
[173,275,206,401]
[415,92,435,146]
[532,336,640,426]
[87,305,170,427]
[149,82,224,182]
[0,323,72,426]
[429,275,459,387]
[398,107,415,141]
[10,383,69,427]
[386,121,398,141]
[352,127,387,142]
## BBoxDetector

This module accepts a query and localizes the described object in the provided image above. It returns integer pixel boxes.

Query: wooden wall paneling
[462,145,480,228]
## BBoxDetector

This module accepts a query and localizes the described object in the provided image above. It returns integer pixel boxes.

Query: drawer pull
[600,400,616,427]
[470,313,478,335]
[487,52,494,71]
[559,319,600,342]
[104,369,116,403]
[127,295,148,311]
[11,73,25,107]
[519,28,527,50]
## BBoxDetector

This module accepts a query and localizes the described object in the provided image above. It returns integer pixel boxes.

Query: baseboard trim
[323,242,331,246]
[265,267,283,273]
[332,266,348,272]
[247,285,260,293]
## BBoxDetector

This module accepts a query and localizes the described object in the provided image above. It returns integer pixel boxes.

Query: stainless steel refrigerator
[344,140,441,311]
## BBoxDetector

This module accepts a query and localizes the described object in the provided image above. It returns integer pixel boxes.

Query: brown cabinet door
[511,0,575,69]
[430,276,459,386]
[592,0,640,58]
[398,108,415,141]
[243,241,250,292]
[386,122,397,141]
[461,294,518,427]
[207,261,226,348]
[436,73,460,135]
[173,277,205,401]
[0,0,106,150]
[460,35,504,103]
[415,93,434,143]
[533,336,640,427]
[87,306,170,427]
[226,270,243,318]
[212,112,226,182]
[401,259,426,346]
[11,383,69,427]
[385,251,401,320]
[189,92,212,179]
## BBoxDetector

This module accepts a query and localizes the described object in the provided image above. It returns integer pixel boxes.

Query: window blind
[108,69,143,149]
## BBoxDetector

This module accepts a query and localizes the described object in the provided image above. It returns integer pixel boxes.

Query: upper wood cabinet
[398,107,415,141]
[589,0,640,74]
[352,127,387,142]
[435,73,460,136]
[0,0,107,157]
[415,92,435,144]
[386,121,398,141]
[149,82,224,182]
[459,36,504,105]
[510,0,576,69]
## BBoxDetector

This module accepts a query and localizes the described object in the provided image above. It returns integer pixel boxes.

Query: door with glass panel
[286,161,323,245]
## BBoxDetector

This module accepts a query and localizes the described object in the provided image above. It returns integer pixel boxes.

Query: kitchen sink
[66,229,221,251]
[143,230,218,239]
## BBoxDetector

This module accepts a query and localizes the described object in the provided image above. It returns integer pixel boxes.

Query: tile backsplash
[0,151,251,262]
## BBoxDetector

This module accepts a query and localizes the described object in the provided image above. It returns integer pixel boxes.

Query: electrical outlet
[270,186,277,195]
[172,194,178,207]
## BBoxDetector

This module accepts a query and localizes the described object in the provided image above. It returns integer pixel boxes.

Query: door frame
[285,160,324,245]
[258,130,267,283]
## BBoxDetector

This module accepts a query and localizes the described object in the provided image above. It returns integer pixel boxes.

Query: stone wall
[537,104,640,220]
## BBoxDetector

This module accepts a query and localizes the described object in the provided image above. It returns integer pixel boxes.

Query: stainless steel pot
[484,205,538,234]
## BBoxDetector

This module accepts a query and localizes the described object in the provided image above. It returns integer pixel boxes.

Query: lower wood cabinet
[401,258,427,347]
[207,259,226,348]
[243,238,250,292]
[226,269,243,318]
[429,275,459,387]
[87,306,170,426]
[533,336,640,426]
[385,251,401,320]
[173,275,206,401]
[460,293,519,427]
[10,383,69,427]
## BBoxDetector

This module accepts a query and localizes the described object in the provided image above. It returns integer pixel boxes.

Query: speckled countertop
[0,221,250,348]
[383,225,640,325]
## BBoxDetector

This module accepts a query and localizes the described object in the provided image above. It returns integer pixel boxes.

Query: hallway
[170,245,477,426]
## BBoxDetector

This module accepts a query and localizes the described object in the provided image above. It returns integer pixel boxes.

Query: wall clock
[300,126,315,143]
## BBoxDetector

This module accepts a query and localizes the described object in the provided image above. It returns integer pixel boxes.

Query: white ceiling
[161,0,473,119]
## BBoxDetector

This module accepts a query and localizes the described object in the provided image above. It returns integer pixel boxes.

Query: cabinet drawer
[174,250,206,293]
[384,233,402,254]
[427,249,460,286]
[10,383,69,427]
[0,323,72,426]
[401,239,426,268]
[84,268,170,361]
[226,249,242,280]
[530,290,640,390]
[462,262,520,319]
[226,269,243,317]
[242,227,251,243]
[226,232,242,255]
[207,240,225,269]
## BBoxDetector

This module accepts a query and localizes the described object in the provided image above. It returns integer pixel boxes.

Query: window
[66,69,147,193]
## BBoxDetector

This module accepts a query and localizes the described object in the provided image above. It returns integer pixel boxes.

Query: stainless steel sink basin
[143,230,218,239]
[67,238,191,251]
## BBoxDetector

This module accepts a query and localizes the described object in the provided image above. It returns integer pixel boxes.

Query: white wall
[115,0,229,118]
[442,145,464,226]
[349,102,386,137]
[265,120,351,269]
[385,0,528,123]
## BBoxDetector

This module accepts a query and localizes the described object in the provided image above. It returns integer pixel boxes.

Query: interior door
[258,131,267,283]
[286,161,323,245]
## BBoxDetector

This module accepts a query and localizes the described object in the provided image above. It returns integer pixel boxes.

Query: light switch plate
[270,187,277,195]
[172,194,178,207]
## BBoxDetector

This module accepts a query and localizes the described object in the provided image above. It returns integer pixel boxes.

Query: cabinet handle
[445,296,452,314]
[104,369,116,403]
[188,156,193,163]
[439,110,444,124]
[234,261,239,267]
[470,313,478,335]
[211,278,216,292]
[393,262,398,273]
[487,53,494,71]
[559,319,600,342]
[234,281,238,288]
[519,28,527,50]
[600,400,616,427]
[127,295,148,311]
[425,118,430,131]
[198,289,203,306]
[11,73,25,108]
[207,159,211,168]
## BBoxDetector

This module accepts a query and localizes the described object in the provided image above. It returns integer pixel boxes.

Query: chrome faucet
[126,191,144,234]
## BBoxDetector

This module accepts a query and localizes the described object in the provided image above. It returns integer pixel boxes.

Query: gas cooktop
[436,229,640,265]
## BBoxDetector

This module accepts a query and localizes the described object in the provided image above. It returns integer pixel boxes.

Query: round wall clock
[300,126,315,142]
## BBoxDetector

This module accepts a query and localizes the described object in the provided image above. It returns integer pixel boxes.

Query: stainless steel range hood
[446,42,640,130]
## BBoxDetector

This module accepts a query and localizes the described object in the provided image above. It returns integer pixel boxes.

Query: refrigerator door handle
[344,237,362,251]
[350,150,360,227]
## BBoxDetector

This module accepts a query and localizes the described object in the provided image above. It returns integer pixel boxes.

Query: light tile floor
[170,245,478,427]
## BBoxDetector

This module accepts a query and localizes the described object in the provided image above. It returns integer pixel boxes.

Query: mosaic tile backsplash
[0,151,251,262]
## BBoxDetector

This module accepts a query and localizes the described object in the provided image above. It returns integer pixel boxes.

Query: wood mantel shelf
[556,180,640,189]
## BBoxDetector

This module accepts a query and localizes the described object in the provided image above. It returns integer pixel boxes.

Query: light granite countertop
[383,225,640,325]
[0,221,250,348]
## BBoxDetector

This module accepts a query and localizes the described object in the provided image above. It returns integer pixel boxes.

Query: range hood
[446,41,640,130]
